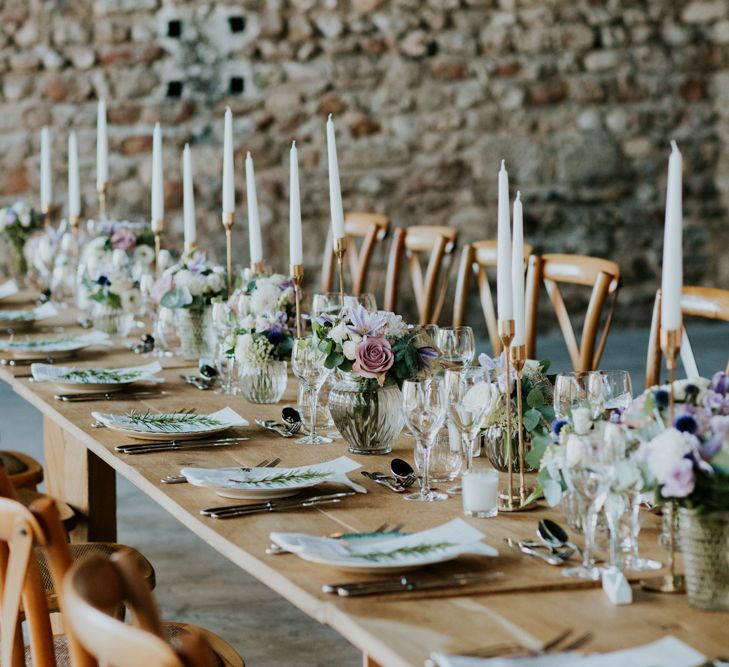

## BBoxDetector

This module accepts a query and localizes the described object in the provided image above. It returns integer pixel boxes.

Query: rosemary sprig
[124,409,222,432]
[351,541,457,563]
[3,337,76,349]
[229,469,332,486]
[62,369,142,383]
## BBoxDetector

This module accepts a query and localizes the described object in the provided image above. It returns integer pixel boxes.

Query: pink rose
[353,335,394,386]
[111,228,137,250]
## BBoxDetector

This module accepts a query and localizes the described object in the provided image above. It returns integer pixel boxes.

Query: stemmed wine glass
[311,292,344,317]
[401,377,448,502]
[446,367,492,494]
[291,338,333,445]
[342,293,377,312]
[437,326,475,376]
[587,370,633,417]
[553,372,594,419]
[212,301,237,394]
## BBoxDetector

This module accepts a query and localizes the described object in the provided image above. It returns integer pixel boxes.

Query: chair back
[384,225,458,325]
[63,551,215,667]
[320,213,389,295]
[645,286,729,387]
[452,240,534,356]
[525,253,621,371]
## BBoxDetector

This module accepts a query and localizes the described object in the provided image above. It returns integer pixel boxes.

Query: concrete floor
[1,323,727,666]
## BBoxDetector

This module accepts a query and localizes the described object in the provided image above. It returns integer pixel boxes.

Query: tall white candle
[183,144,196,249]
[151,122,164,231]
[496,160,513,321]
[326,114,345,240]
[68,132,80,220]
[245,152,263,264]
[222,107,235,215]
[40,126,52,211]
[96,99,108,190]
[289,141,303,266]
[512,191,525,346]
[661,141,683,332]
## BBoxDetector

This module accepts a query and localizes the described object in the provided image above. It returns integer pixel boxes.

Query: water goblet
[553,372,593,419]
[312,292,344,318]
[587,370,633,417]
[342,293,377,312]
[291,338,333,445]
[437,326,475,376]
[401,376,448,502]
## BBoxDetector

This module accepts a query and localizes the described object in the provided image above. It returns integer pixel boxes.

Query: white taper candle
[183,144,196,249]
[245,152,263,264]
[512,191,525,346]
[68,132,80,219]
[96,99,108,190]
[660,140,683,332]
[40,126,52,210]
[326,114,345,240]
[289,141,303,266]
[497,159,513,321]
[151,122,164,230]
[222,107,235,215]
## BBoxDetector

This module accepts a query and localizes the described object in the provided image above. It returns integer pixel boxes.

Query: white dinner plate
[32,361,163,394]
[0,332,111,359]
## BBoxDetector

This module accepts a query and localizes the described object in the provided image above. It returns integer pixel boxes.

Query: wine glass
[587,370,633,417]
[343,293,377,312]
[437,326,475,375]
[291,337,333,445]
[446,368,492,494]
[553,372,591,419]
[401,377,448,502]
[311,292,344,317]
[152,307,178,357]
[212,302,237,394]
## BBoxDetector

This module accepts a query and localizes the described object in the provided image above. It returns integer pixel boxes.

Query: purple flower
[712,371,728,396]
[674,415,698,434]
[661,458,695,498]
[699,436,723,460]
[111,228,137,250]
[417,345,438,370]
[346,305,387,337]
[187,252,208,274]
[315,313,334,326]
[5,211,17,225]
[98,220,118,236]
[352,335,394,386]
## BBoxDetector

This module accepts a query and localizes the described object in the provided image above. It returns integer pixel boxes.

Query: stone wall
[1,0,728,328]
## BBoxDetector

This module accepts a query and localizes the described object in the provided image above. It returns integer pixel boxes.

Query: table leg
[363,655,383,667]
[42,416,116,542]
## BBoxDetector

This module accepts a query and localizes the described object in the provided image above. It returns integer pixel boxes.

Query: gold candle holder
[222,212,235,295]
[69,215,82,234]
[97,182,108,218]
[290,263,304,339]
[184,241,197,254]
[251,260,267,275]
[41,204,53,227]
[641,327,685,594]
[333,236,348,297]
[497,319,518,512]
[152,226,163,278]
[511,343,537,510]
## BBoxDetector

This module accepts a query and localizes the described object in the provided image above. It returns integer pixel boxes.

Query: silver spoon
[390,458,418,487]
[537,519,583,557]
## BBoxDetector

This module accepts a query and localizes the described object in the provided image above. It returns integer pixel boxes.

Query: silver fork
[161,457,281,485]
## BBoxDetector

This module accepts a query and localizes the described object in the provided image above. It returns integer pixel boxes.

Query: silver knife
[116,437,249,455]
[55,391,165,402]
[0,357,56,366]
[207,496,348,519]
[203,491,356,517]
[326,572,504,597]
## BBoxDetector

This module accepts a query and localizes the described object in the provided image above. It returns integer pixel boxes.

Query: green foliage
[124,409,222,432]
[523,407,542,432]
[352,541,457,562]
[229,468,332,487]
[526,387,544,408]
[161,286,193,309]
[525,433,550,470]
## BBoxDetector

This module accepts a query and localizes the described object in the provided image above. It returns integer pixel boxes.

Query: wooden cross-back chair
[384,225,458,325]
[525,253,621,372]
[645,286,729,387]
[320,212,390,295]
[452,239,534,356]
[64,551,226,667]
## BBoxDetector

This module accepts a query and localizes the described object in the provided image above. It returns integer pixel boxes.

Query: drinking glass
[212,302,237,394]
[587,370,633,417]
[437,326,475,375]
[620,485,661,571]
[446,368,491,494]
[553,372,600,419]
[311,292,344,317]
[343,293,377,312]
[152,307,179,357]
[291,338,333,445]
[562,431,618,580]
[401,377,448,502]
[414,425,462,482]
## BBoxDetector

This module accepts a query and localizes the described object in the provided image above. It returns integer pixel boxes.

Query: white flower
[342,340,358,360]
[133,245,155,266]
[604,422,627,458]
[646,428,691,482]
[174,269,193,289]
[565,434,587,467]
[234,333,254,363]
[250,282,279,314]
[238,314,255,330]
[236,294,251,317]
[186,274,207,296]
[329,322,350,345]
[278,286,295,307]
[670,377,712,402]
[571,407,593,435]
[381,311,409,337]
[463,381,497,416]
[206,272,224,293]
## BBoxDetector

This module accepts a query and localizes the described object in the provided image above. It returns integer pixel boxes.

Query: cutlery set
[115,436,249,455]
[55,390,167,402]
[200,491,357,519]
[0,356,56,366]
[457,628,594,660]
[323,571,505,597]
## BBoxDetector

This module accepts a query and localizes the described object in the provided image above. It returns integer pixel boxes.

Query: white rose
[175,269,193,289]
[603,422,626,458]
[133,245,155,266]
[250,282,279,314]
[329,322,350,345]
[187,274,207,296]
[571,407,593,435]
[565,434,586,467]
[206,272,224,293]
[234,333,254,363]
[238,314,255,330]
[462,381,496,415]
[647,428,690,482]
[342,340,358,360]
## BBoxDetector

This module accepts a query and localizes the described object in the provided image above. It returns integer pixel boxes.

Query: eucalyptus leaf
[161,286,193,309]
[525,437,548,469]
[325,352,344,369]
[526,387,544,408]
[542,479,563,507]
[538,404,556,422]
[523,407,541,432]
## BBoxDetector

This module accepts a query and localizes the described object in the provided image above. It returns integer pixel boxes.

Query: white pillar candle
[67,132,80,220]
[40,126,52,211]
[96,99,108,190]
[182,144,196,249]
[222,107,235,215]
[462,470,499,518]
[326,114,345,240]
[151,122,164,231]
[496,160,513,321]
[289,141,303,266]
[245,152,263,265]
[660,140,683,332]
[512,191,525,346]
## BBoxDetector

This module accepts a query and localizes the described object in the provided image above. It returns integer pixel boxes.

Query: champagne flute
[402,377,448,502]
[291,337,333,445]
[437,326,475,376]
[212,301,236,394]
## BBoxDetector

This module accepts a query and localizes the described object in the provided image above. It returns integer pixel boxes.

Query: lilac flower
[661,458,695,498]
[98,220,119,236]
[5,211,17,225]
[187,252,208,274]
[478,351,514,393]
[314,313,335,327]
[699,436,723,460]
[346,305,387,337]
[712,371,728,396]
[417,345,438,370]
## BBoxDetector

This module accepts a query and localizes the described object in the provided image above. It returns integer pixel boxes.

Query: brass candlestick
[511,344,537,510]
[497,319,518,511]
[333,236,347,297]
[250,260,267,275]
[222,212,235,295]
[641,327,685,594]
[97,182,108,218]
[152,226,163,278]
[290,263,304,339]
[69,215,81,234]
[184,241,197,254]
[41,204,53,227]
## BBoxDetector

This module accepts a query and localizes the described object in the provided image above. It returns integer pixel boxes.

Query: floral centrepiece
[0,200,42,278]
[80,220,156,282]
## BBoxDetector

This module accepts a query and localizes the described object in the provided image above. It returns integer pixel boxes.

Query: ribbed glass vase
[90,303,133,337]
[239,360,288,404]
[482,426,536,473]
[176,306,215,361]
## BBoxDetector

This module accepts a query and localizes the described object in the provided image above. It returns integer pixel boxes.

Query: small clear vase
[328,375,405,455]
[482,426,536,473]
[176,306,216,361]
[678,509,729,611]
[239,361,288,404]
[90,302,134,337]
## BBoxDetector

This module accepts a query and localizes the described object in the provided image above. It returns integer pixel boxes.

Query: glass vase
[239,361,288,404]
[482,426,536,473]
[328,375,404,455]
[678,509,729,611]
[176,306,216,361]
[90,302,134,337]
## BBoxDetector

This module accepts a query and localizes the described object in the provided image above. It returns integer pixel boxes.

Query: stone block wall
[1,0,728,328]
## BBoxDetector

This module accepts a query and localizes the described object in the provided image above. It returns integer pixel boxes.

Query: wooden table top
[1,300,727,666]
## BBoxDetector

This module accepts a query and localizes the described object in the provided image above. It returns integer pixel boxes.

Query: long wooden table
[1,305,727,666]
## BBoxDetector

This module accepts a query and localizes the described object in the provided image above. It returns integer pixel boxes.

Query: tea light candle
[462,469,499,518]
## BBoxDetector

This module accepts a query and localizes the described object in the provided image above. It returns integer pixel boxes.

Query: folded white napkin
[182,455,366,494]
[92,406,248,431]
[31,361,164,384]
[0,330,112,352]
[431,636,705,667]
[0,280,19,299]
[0,301,58,321]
